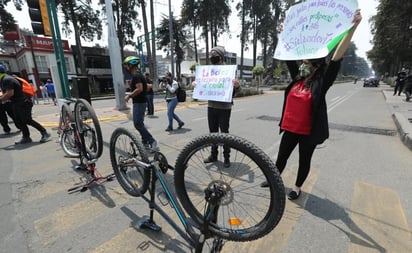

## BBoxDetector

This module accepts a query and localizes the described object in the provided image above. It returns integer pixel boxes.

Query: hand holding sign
[274,0,359,60]
[193,65,237,103]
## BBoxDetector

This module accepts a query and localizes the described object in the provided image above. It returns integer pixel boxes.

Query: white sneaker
[150,140,159,152]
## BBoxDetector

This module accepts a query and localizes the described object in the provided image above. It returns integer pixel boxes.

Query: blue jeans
[132,102,155,144]
[167,97,183,129]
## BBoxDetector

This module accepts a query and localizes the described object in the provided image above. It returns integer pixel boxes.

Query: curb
[382,88,412,152]
[392,112,412,151]
[36,99,208,128]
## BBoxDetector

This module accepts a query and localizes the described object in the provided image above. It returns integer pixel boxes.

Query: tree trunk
[149,0,157,85]
[68,0,87,76]
[140,0,151,74]
[240,1,245,79]
[193,24,198,62]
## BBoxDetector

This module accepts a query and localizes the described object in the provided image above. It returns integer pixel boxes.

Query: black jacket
[279,59,341,145]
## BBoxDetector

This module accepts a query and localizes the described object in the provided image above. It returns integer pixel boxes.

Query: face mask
[299,63,313,77]
[210,55,220,64]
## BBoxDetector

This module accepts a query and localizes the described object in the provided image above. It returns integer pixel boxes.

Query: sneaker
[287,190,301,200]
[40,132,51,143]
[15,137,33,145]
[204,156,217,163]
[177,122,185,129]
[165,127,173,132]
[223,158,230,168]
[149,140,159,152]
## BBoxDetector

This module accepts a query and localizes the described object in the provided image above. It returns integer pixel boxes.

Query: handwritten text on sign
[193,65,237,103]
[274,0,358,60]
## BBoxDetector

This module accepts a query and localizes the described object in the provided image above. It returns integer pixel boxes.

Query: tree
[182,0,230,63]
[0,0,23,34]
[58,0,103,76]
[156,14,189,80]
[252,65,265,91]
[181,0,200,62]
[368,0,412,76]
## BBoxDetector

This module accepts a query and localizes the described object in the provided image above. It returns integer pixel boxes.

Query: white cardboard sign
[274,0,359,60]
[193,65,237,103]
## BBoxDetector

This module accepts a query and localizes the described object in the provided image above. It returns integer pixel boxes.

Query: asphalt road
[1,82,411,253]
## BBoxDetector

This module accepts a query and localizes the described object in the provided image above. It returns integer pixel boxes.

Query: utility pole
[168,0,175,77]
[46,0,70,98]
[105,0,126,110]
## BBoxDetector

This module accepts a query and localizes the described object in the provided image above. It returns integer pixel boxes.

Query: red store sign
[24,36,70,51]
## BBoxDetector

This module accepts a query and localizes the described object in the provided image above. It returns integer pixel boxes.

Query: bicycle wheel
[110,127,150,197]
[174,133,285,242]
[60,103,79,157]
[61,103,74,125]
[74,98,103,159]
[60,126,79,157]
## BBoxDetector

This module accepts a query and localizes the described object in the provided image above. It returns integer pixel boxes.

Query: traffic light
[27,0,51,36]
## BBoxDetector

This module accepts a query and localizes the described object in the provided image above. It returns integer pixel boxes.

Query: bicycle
[109,127,285,252]
[58,98,114,193]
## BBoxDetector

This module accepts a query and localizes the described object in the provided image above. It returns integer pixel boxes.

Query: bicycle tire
[74,98,103,159]
[60,127,79,157]
[61,103,74,124]
[174,133,285,242]
[109,127,150,197]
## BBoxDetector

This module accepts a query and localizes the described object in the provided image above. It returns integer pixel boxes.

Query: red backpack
[14,76,36,97]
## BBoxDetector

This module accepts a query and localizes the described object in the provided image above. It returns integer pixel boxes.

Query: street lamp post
[168,0,175,77]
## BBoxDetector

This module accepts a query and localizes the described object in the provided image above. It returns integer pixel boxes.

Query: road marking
[328,90,358,113]
[349,181,412,253]
[223,168,319,252]
[34,185,131,246]
[18,180,75,203]
[89,212,187,253]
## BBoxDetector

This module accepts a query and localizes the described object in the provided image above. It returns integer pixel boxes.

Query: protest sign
[193,65,237,103]
[274,0,358,60]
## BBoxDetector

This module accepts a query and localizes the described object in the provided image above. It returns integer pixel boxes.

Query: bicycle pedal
[137,217,162,231]
[157,191,169,206]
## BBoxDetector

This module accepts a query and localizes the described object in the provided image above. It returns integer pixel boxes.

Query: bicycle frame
[131,153,224,253]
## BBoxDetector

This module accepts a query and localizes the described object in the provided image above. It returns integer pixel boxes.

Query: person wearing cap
[123,56,159,152]
[192,46,241,168]
[261,10,363,200]
[0,64,51,144]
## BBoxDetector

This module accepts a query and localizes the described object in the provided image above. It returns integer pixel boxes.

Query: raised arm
[332,9,362,61]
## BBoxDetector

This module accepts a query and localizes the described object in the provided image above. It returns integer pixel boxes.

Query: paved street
[1,83,412,253]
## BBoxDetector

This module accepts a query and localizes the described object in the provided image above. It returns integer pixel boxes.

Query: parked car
[363,76,379,87]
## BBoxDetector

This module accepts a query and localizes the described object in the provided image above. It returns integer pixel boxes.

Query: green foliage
[0,0,23,33]
[368,0,412,76]
[156,14,189,79]
[252,65,265,76]
[190,62,199,73]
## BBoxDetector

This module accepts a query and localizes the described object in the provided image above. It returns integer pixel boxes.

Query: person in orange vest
[0,64,51,144]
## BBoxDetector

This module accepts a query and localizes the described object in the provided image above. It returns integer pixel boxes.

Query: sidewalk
[32,96,208,128]
[382,86,412,151]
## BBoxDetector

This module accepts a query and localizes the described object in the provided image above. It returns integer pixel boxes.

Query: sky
[5,0,378,61]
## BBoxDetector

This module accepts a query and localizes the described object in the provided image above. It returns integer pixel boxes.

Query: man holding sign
[262,2,362,201]
[192,47,240,168]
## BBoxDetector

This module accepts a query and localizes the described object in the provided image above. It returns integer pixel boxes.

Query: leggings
[275,131,317,187]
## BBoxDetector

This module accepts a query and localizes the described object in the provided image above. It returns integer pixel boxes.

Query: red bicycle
[59,98,114,192]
